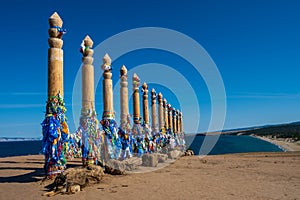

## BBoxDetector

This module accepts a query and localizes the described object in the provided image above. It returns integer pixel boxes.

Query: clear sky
[0,0,299,138]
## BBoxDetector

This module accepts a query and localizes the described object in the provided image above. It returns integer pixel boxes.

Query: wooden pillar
[157,93,164,131]
[176,109,180,134]
[101,54,114,119]
[163,98,169,130]
[48,12,64,98]
[120,65,129,126]
[172,108,177,134]
[142,82,149,125]
[81,35,95,113]
[43,12,69,177]
[151,89,157,132]
[180,111,184,133]
[168,104,173,133]
[178,111,182,133]
[132,73,141,124]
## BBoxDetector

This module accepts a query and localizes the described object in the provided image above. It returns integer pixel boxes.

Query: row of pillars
[47,12,184,135]
[121,68,184,135]
[45,12,185,174]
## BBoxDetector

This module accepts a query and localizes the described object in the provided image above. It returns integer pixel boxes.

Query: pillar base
[41,93,69,177]
[100,118,120,160]
[77,110,102,166]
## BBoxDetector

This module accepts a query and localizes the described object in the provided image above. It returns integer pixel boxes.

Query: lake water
[0,135,283,158]
[0,140,42,158]
[185,134,284,155]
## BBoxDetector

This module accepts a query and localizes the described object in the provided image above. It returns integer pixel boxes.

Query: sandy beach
[254,135,300,152]
[0,151,299,200]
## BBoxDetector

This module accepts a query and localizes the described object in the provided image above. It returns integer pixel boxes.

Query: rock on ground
[168,150,183,159]
[184,149,194,156]
[142,154,158,167]
[156,153,168,163]
[105,159,126,175]
[43,165,104,196]
[123,157,142,171]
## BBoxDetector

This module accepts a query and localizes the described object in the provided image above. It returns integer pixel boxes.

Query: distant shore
[253,135,300,151]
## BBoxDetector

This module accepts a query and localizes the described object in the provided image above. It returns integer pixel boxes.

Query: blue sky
[0,0,299,138]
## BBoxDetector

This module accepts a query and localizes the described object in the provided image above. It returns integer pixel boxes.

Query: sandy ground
[0,151,299,200]
[254,136,300,152]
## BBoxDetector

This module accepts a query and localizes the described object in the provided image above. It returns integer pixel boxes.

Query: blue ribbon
[51,26,67,34]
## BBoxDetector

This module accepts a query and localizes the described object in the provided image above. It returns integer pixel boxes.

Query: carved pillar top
[101,53,112,79]
[48,12,65,48]
[151,88,157,104]
[132,73,140,89]
[167,103,172,112]
[120,65,128,86]
[81,35,94,63]
[120,65,128,77]
[157,92,163,104]
[172,107,177,116]
[142,82,148,95]
[142,82,149,125]
[163,98,167,108]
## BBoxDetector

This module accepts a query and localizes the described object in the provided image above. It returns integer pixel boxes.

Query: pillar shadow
[0,166,44,183]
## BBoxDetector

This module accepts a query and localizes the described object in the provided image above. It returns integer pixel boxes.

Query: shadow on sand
[0,157,83,183]
[0,166,44,183]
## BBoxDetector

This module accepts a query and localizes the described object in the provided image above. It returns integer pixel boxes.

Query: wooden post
[163,98,169,131]
[48,12,64,98]
[132,73,141,124]
[42,12,69,177]
[180,111,184,133]
[81,35,95,113]
[142,82,149,125]
[176,109,180,134]
[178,110,182,133]
[102,54,114,119]
[157,93,164,131]
[79,35,99,166]
[172,108,177,134]
[151,88,157,132]
[168,104,173,133]
[120,65,129,127]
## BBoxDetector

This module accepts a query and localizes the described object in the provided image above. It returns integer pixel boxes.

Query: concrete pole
[48,12,64,98]
[163,98,169,131]
[157,93,164,131]
[172,108,177,134]
[142,82,149,125]
[167,104,173,133]
[81,35,95,113]
[101,54,114,119]
[120,65,129,127]
[132,73,141,124]
[151,88,157,132]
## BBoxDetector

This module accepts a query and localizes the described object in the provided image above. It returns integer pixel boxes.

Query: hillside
[222,122,300,141]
